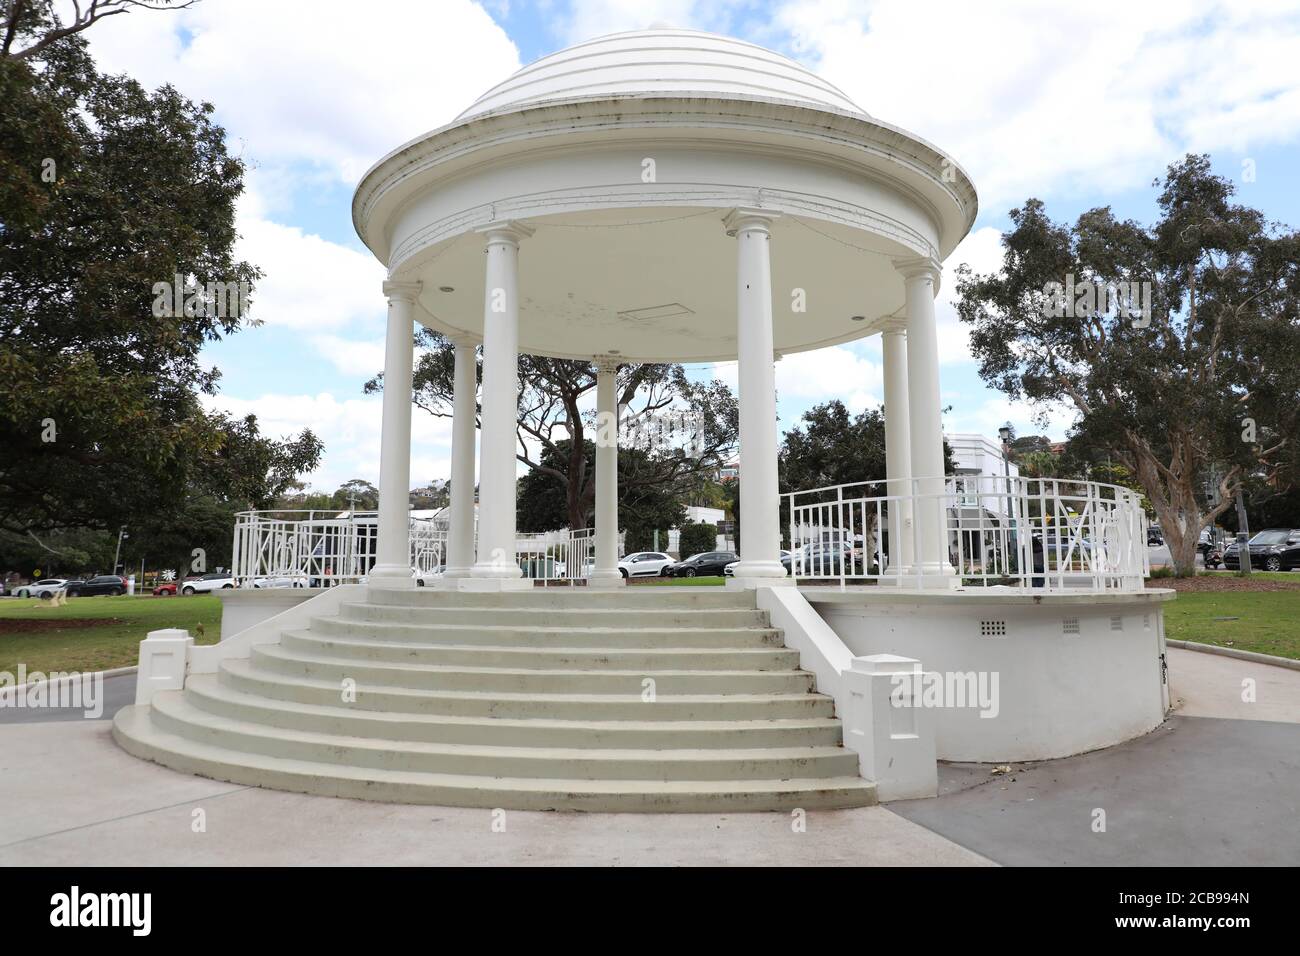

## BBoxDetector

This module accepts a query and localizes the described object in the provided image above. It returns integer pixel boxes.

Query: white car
[618,552,675,578]
[13,578,68,599]
[181,572,235,595]
[250,573,308,589]
[723,551,791,576]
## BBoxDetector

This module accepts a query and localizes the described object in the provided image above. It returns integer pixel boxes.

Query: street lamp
[997,424,1014,575]
[112,526,129,576]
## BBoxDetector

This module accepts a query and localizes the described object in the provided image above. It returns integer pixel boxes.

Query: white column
[370,279,420,586]
[896,257,955,582]
[881,320,915,575]
[470,221,532,586]
[724,208,788,586]
[588,356,624,588]
[442,333,479,581]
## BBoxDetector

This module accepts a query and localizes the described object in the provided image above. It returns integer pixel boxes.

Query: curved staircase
[113,587,876,811]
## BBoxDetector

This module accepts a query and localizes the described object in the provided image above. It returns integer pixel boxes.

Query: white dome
[456,27,867,121]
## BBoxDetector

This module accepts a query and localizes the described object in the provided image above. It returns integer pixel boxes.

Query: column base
[726,561,792,591]
[586,570,625,589]
[454,576,534,592]
[435,567,473,589]
[367,564,415,589]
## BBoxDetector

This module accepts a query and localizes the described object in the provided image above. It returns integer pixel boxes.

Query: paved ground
[0,648,1296,866]
[890,648,1300,866]
[0,720,988,866]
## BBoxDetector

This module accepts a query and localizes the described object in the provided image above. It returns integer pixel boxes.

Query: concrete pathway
[1,647,1296,866]
[0,720,988,867]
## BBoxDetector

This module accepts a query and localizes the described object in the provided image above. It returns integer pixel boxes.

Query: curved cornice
[353,95,977,263]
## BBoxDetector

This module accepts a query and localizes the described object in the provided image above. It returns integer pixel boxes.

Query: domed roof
[456,27,868,122]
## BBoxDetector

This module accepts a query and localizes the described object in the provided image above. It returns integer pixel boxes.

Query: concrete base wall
[804,588,1173,762]
[216,589,325,641]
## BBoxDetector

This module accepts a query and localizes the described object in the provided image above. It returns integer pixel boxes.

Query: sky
[79,0,1300,492]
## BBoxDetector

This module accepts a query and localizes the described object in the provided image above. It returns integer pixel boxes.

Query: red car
[152,581,177,596]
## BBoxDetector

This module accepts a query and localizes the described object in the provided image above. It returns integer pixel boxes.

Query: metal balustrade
[782,475,1150,591]
[231,511,597,586]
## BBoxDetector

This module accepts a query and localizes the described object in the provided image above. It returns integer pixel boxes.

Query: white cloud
[774,0,1300,208]
[85,0,522,184]
[235,216,386,331]
[203,392,454,492]
[944,394,1079,444]
[935,226,1005,365]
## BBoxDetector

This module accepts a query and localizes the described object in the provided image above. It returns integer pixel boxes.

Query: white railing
[232,511,597,586]
[783,475,1149,592]
[232,511,447,586]
[514,528,596,586]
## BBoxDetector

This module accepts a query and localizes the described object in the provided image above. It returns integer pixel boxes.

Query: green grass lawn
[1162,589,1300,660]
[0,594,221,675]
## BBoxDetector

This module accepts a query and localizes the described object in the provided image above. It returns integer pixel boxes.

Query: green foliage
[622,526,671,554]
[954,154,1300,575]
[677,521,718,560]
[517,439,686,537]
[0,21,321,569]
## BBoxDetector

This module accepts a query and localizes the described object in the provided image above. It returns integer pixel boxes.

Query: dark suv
[64,574,128,597]
[665,551,739,577]
[1224,529,1300,572]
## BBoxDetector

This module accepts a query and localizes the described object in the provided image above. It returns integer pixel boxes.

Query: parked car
[153,581,178,596]
[64,575,128,597]
[1223,528,1300,572]
[13,578,68,599]
[785,543,852,575]
[181,572,236,595]
[250,573,309,589]
[723,551,791,576]
[618,552,674,578]
[1147,526,1164,546]
[664,551,739,577]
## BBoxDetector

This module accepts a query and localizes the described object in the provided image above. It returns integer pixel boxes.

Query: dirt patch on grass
[0,618,123,634]
[1152,575,1300,593]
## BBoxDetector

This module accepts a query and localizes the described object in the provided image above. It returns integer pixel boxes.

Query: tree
[779,400,956,494]
[954,155,1300,575]
[2,1,194,61]
[0,13,277,538]
[330,479,379,512]
[368,331,739,531]
[516,439,686,539]
[677,521,717,560]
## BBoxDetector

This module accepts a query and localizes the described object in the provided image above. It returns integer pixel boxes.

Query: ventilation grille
[1062,617,1081,635]
[980,620,1008,638]
[617,303,694,322]
[1110,615,1124,632]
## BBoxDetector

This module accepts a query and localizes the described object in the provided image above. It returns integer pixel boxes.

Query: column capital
[382,279,422,303]
[893,256,943,285]
[723,207,779,237]
[593,354,621,374]
[447,330,481,348]
[878,316,908,335]
[476,219,535,246]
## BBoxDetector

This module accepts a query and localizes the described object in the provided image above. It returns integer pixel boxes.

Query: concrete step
[280,629,800,671]
[367,586,756,610]
[309,615,784,648]
[219,659,836,720]
[146,691,860,781]
[113,704,877,812]
[184,673,845,749]
[339,602,770,629]
[250,643,815,695]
